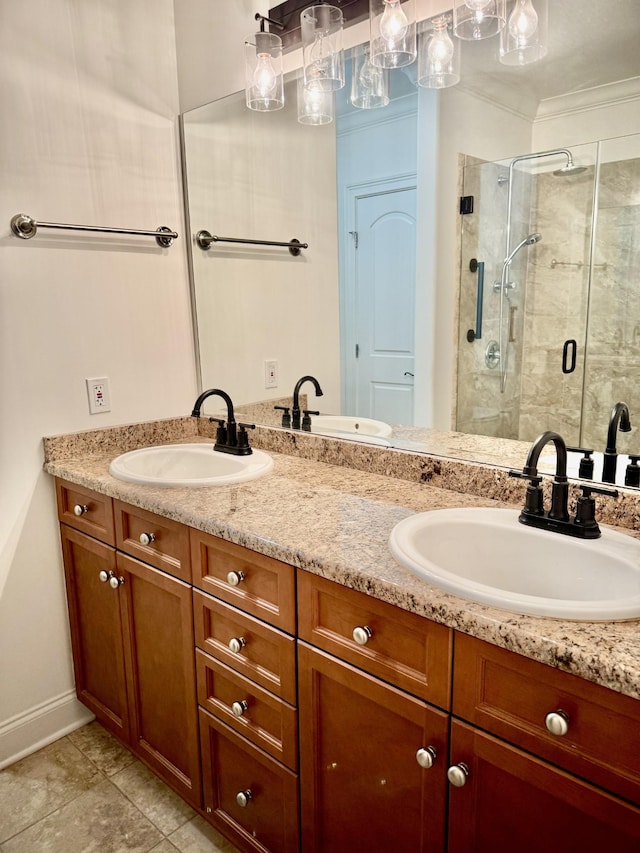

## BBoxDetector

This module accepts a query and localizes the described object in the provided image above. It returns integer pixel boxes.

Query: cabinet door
[61,525,129,739]
[298,642,448,853]
[117,553,202,808]
[448,720,640,852]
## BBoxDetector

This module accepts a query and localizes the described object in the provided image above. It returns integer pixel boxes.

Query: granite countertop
[43,418,640,701]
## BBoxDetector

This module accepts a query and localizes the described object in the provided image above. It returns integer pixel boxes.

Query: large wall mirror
[181,0,640,487]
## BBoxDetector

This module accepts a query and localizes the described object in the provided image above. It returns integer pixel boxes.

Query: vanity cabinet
[192,529,300,853]
[297,571,452,852]
[57,480,202,808]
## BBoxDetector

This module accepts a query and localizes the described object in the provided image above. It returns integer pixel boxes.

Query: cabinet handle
[139,532,156,545]
[109,575,125,589]
[73,504,89,516]
[226,570,245,587]
[416,746,437,769]
[545,709,570,737]
[352,625,372,646]
[236,789,252,807]
[231,700,249,717]
[228,637,246,654]
[98,570,112,583]
[447,763,470,787]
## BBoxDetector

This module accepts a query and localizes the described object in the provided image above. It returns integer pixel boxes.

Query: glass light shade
[297,76,334,124]
[369,0,417,69]
[301,5,345,92]
[350,44,390,109]
[453,0,506,40]
[417,17,460,89]
[245,31,284,111]
[500,0,548,66]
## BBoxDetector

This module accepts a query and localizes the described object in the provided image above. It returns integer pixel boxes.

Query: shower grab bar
[551,258,607,271]
[196,229,308,256]
[10,213,177,247]
[466,258,484,342]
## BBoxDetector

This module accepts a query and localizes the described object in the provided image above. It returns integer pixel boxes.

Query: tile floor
[0,722,241,852]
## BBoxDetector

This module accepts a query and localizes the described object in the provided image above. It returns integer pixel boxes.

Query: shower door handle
[466,259,484,342]
[562,339,577,374]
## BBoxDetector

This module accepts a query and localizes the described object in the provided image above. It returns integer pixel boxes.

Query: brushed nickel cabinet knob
[226,570,245,587]
[236,789,252,807]
[139,532,155,545]
[228,637,246,654]
[416,746,437,769]
[98,570,111,583]
[73,504,89,516]
[109,575,125,589]
[545,709,570,737]
[231,700,249,717]
[447,763,470,787]
[352,625,373,646]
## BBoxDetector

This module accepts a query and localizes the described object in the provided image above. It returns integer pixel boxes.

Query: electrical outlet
[264,359,278,389]
[86,377,111,414]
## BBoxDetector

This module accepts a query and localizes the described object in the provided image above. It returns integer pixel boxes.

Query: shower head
[553,155,587,176]
[504,232,541,267]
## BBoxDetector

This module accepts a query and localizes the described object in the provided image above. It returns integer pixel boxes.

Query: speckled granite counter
[43,417,640,701]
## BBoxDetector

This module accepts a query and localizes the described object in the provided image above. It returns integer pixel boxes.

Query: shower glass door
[456,143,597,444]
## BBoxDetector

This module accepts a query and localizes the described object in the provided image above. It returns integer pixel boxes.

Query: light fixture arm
[255,13,285,33]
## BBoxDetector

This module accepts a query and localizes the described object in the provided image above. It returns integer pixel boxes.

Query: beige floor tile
[111,760,196,835]
[68,721,136,776]
[168,815,240,853]
[1,778,162,853]
[149,841,180,852]
[0,736,103,844]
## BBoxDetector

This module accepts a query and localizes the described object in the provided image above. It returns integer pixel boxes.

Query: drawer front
[191,529,295,633]
[200,709,300,853]
[298,570,452,709]
[453,633,640,805]
[56,479,115,544]
[196,649,298,770]
[114,500,190,582]
[194,591,297,705]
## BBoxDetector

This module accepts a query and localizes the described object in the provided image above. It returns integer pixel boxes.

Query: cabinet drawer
[114,500,190,582]
[194,591,297,705]
[196,649,298,770]
[191,529,295,632]
[200,709,299,853]
[453,634,640,806]
[56,479,114,544]
[298,570,452,709]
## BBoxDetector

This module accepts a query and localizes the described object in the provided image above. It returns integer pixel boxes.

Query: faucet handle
[579,484,618,499]
[274,406,291,428]
[509,469,544,515]
[575,484,618,535]
[301,410,320,432]
[508,469,542,485]
[236,423,255,454]
[239,422,255,430]
[567,446,595,479]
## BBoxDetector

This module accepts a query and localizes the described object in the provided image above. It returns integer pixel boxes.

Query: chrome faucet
[291,375,323,430]
[602,402,631,484]
[510,430,616,539]
[191,388,254,455]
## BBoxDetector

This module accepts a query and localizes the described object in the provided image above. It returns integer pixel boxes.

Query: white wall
[0,0,197,767]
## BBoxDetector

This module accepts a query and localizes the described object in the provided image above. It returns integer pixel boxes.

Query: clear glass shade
[417,17,460,89]
[369,0,417,69]
[301,5,345,92]
[297,76,335,124]
[350,44,390,109]
[453,0,506,40]
[500,0,548,65]
[245,31,284,111]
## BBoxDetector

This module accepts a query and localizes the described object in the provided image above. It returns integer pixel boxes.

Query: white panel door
[353,186,416,423]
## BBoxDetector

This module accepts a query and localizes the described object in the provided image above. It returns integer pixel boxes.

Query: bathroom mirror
[181,0,640,487]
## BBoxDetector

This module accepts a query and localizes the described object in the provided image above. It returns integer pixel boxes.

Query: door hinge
[459,195,474,215]
[349,230,359,249]
[355,343,359,358]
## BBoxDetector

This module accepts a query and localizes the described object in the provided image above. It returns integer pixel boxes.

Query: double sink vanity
[43,415,640,851]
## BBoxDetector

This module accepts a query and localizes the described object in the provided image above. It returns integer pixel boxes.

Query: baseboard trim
[0,689,94,770]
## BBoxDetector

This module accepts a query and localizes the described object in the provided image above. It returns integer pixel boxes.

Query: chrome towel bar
[196,229,308,256]
[10,213,178,247]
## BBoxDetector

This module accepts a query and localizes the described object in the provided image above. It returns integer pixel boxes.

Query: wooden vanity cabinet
[57,480,202,808]
[297,571,452,853]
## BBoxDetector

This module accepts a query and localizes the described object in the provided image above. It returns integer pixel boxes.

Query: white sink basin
[311,415,392,445]
[109,444,273,487]
[389,507,640,621]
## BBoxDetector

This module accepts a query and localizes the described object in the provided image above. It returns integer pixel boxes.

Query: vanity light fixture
[350,43,390,109]
[369,0,417,69]
[452,0,506,40]
[245,13,285,111]
[297,75,335,124]
[499,0,548,66]
[301,5,345,92]
[417,15,460,89]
